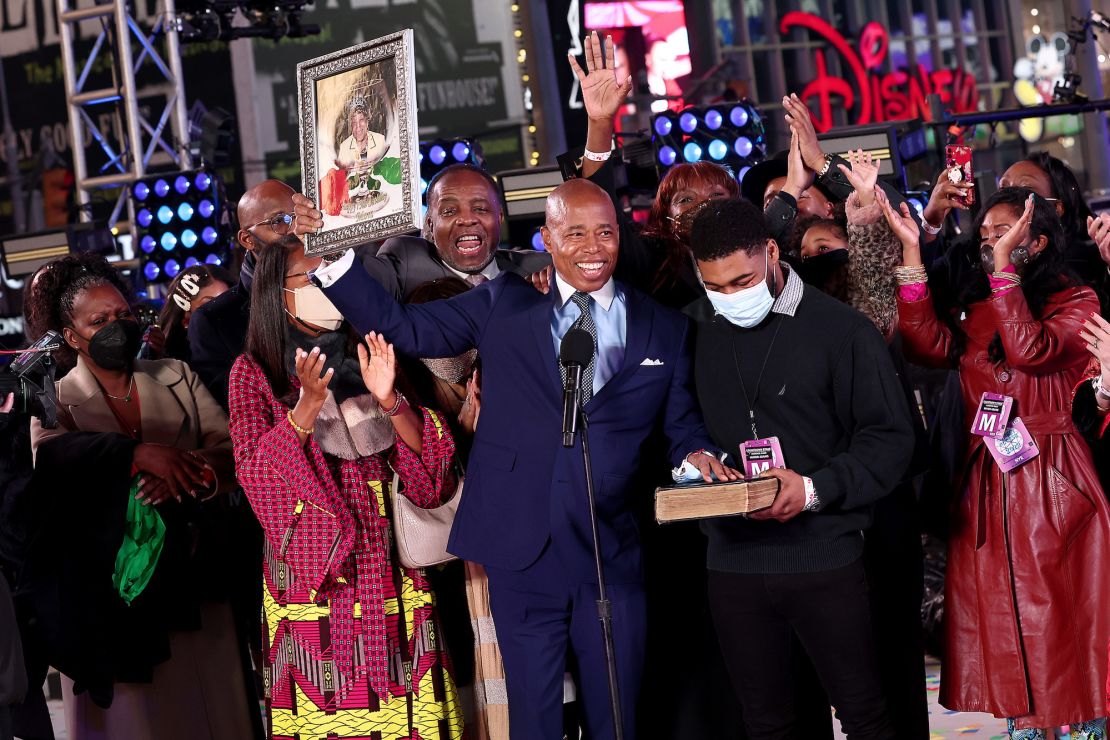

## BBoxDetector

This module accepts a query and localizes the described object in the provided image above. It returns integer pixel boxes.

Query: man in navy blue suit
[306,179,737,740]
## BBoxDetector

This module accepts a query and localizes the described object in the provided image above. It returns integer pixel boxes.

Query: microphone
[560,328,594,448]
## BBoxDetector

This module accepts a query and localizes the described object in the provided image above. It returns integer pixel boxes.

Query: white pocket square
[640,358,665,366]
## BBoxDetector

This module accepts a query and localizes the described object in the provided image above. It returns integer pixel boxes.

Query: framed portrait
[297,29,420,255]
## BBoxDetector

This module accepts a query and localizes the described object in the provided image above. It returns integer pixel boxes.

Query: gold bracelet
[894,266,927,286]
[287,410,314,436]
[992,271,1022,284]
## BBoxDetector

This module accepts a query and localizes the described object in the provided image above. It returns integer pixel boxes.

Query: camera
[0,331,61,428]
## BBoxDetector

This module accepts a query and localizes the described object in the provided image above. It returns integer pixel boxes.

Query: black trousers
[708,558,895,740]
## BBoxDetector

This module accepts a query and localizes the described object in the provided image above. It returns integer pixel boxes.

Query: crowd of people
[2,30,1110,740]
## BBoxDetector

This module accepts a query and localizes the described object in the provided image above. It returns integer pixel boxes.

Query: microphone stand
[570,403,624,740]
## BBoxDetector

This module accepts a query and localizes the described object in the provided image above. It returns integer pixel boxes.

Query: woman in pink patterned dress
[227,213,463,740]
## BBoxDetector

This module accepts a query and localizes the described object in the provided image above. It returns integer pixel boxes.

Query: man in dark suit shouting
[349,163,552,299]
[305,178,737,740]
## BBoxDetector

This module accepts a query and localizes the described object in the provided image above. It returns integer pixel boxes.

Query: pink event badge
[738,437,786,479]
[971,392,1013,440]
[984,417,1039,473]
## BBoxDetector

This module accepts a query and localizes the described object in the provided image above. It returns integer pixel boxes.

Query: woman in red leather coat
[880,186,1110,739]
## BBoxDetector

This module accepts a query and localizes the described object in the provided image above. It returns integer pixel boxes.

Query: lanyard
[728,314,785,440]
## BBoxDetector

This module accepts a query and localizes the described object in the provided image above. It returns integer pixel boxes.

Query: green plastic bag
[112,477,166,605]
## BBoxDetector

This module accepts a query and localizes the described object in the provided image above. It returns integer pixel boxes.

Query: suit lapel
[586,285,651,410]
[134,362,189,447]
[530,289,564,397]
[63,358,119,435]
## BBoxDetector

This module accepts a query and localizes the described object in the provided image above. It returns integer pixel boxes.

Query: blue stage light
[708,139,728,160]
[679,112,698,134]
[729,106,750,127]
[429,144,447,165]
[734,137,753,157]
[177,202,194,221]
[140,235,156,254]
[531,230,545,251]
[157,205,173,225]
[143,262,160,281]
[165,259,181,278]
[658,146,677,167]
[653,115,673,137]
[174,175,190,195]
[181,229,198,249]
[194,172,212,191]
[154,179,170,198]
[160,232,177,251]
[185,257,199,268]
[137,208,153,227]
[198,199,215,218]
[683,141,703,163]
[738,166,752,182]
[205,253,222,265]
[133,182,150,201]
[202,227,218,245]
[452,141,470,162]
[420,178,428,195]
[705,109,723,130]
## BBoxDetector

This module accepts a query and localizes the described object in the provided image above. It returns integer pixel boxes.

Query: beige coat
[31,356,233,489]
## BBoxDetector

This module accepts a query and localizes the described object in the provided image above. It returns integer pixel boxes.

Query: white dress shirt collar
[446,255,501,283]
[554,271,617,311]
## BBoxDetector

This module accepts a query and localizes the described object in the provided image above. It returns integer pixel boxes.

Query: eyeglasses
[245,212,294,235]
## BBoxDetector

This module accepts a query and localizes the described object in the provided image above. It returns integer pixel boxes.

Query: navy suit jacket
[322,265,715,581]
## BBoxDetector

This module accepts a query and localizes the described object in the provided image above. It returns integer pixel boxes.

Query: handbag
[389,462,463,569]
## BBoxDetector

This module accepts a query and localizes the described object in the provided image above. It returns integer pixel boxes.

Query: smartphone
[945,145,975,208]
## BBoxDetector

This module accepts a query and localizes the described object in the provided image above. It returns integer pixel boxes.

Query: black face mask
[797,248,850,286]
[87,319,143,371]
[979,243,1034,274]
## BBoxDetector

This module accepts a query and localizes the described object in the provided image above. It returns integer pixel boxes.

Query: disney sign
[781,12,979,132]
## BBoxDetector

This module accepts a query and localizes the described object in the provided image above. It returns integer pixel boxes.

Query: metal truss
[57,0,192,233]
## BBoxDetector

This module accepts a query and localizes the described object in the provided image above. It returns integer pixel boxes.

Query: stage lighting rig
[651,102,767,184]
[418,138,486,204]
[130,169,231,283]
[173,0,320,43]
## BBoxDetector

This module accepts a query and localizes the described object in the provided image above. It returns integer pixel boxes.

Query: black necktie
[562,291,597,403]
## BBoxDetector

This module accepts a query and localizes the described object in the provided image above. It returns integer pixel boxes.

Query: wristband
[583,148,611,162]
[921,219,941,236]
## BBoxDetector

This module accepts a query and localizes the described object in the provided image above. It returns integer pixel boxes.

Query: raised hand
[358,332,398,405]
[1080,313,1110,370]
[782,93,825,172]
[878,187,922,251]
[569,31,633,123]
[781,130,814,201]
[922,167,972,231]
[458,368,482,435]
[837,148,881,206]
[992,193,1034,270]
[1087,213,1110,267]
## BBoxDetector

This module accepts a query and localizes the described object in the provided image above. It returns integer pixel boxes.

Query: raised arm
[313,249,495,359]
[569,31,632,179]
[228,355,355,593]
[880,188,957,367]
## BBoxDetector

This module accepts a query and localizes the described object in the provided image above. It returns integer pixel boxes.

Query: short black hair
[426,164,502,212]
[689,199,771,262]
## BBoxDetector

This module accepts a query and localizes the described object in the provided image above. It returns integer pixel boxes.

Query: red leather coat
[899,284,1110,730]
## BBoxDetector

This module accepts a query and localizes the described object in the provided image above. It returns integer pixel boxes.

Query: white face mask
[284,285,345,331]
[705,250,776,329]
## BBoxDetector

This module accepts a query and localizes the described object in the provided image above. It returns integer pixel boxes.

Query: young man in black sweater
[687,199,914,740]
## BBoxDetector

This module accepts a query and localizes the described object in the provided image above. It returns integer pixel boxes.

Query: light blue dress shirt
[549,273,626,398]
